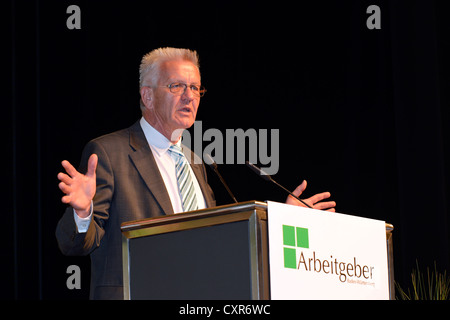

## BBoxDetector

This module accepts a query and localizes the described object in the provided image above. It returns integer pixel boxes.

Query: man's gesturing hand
[285,180,336,212]
[57,154,98,218]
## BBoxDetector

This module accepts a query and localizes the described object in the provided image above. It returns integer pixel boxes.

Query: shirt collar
[139,117,181,156]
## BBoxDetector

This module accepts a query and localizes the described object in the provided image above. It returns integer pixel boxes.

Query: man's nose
[181,86,195,100]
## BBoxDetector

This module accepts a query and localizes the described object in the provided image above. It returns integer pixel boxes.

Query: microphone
[204,154,238,203]
[245,161,312,208]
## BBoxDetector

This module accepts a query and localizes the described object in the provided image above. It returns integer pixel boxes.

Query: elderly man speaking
[56,47,336,300]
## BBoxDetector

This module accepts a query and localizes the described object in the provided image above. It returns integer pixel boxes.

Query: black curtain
[7,0,450,299]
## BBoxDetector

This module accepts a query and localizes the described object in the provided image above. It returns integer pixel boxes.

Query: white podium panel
[267,201,389,300]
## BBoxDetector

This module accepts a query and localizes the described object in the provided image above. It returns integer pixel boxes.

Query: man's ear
[140,86,154,109]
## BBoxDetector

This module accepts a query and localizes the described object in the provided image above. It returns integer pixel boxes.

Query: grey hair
[139,47,200,89]
[139,47,200,110]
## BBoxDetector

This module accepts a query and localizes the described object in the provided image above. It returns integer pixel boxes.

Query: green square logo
[283,225,295,246]
[282,225,309,269]
[296,227,309,249]
[283,247,297,269]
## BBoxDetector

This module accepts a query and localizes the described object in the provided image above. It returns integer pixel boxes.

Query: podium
[121,201,394,300]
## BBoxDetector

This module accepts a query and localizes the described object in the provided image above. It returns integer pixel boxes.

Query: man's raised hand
[57,154,98,218]
[285,180,336,212]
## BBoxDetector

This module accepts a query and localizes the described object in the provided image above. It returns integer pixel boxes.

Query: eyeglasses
[162,82,207,97]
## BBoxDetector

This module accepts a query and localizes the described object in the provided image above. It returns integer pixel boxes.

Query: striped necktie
[168,144,198,212]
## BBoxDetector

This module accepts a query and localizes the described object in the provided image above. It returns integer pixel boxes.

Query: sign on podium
[267,201,390,299]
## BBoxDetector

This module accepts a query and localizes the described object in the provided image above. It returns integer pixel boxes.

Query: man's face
[145,59,201,141]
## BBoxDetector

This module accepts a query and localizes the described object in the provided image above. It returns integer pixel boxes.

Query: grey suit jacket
[55,121,216,299]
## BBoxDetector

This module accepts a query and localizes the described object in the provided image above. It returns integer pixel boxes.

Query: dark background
[6,0,450,299]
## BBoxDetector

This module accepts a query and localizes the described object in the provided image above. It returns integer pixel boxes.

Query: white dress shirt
[73,117,206,232]
[139,117,206,213]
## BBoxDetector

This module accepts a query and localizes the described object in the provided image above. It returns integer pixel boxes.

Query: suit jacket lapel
[191,163,216,208]
[128,121,174,215]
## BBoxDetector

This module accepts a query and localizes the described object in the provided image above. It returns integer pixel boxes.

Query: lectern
[121,201,394,300]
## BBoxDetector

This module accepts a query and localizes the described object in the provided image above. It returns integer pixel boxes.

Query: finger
[313,201,336,210]
[57,172,72,185]
[61,195,72,204]
[58,181,71,194]
[86,154,98,178]
[326,208,336,212]
[61,160,78,178]
[291,180,307,197]
[306,191,331,204]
